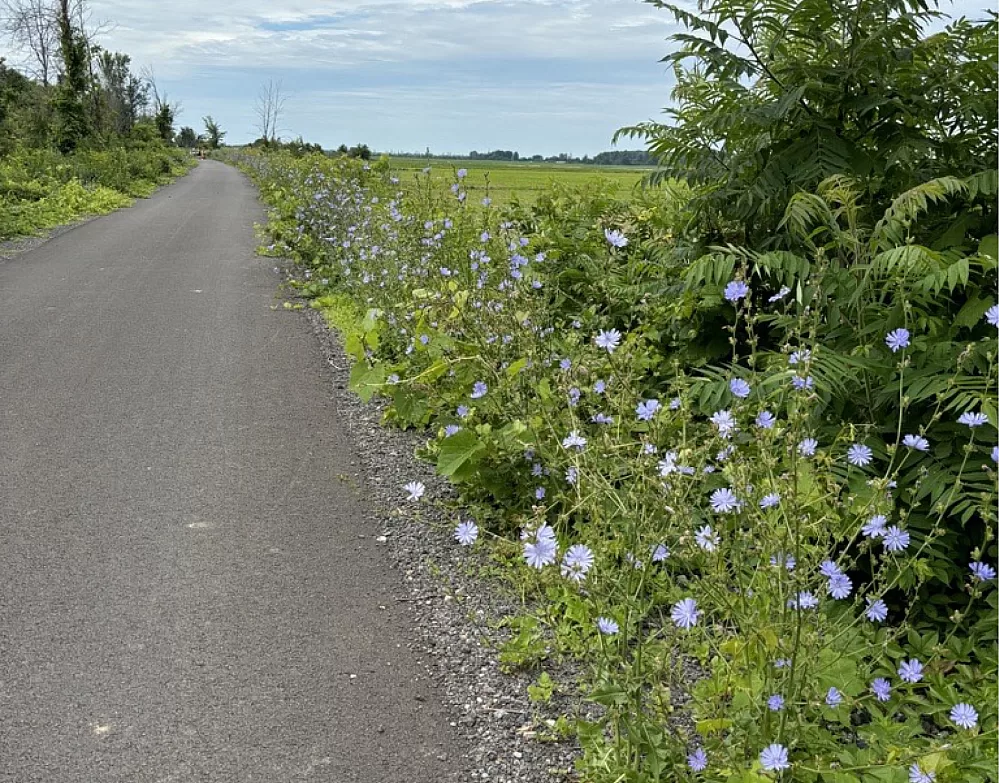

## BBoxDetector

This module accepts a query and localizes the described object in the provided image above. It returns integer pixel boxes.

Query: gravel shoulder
[293,287,584,783]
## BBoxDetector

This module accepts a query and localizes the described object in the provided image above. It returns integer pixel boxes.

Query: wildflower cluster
[227,148,998,782]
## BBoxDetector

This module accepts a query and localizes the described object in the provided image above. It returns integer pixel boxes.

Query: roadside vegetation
[0,0,191,240]
[224,0,997,779]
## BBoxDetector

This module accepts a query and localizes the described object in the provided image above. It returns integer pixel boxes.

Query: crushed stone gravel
[282,268,585,783]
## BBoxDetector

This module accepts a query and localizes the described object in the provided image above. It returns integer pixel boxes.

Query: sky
[2,0,992,156]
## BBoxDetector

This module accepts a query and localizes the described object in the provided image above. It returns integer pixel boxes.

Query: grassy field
[387,155,652,204]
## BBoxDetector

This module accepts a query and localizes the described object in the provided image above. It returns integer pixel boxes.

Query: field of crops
[387,156,651,204]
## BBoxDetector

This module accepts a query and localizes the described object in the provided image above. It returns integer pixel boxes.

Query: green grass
[387,155,652,204]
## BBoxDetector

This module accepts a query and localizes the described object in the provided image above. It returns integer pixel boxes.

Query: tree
[0,0,58,86]
[142,67,179,144]
[176,125,198,148]
[0,56,30,149]
[152,103,173,143]
[253,78,285,144]
[202,114,224,148]
[53,0,88,151]
[347,143,370,160]
[616,0,999,248]
[94,49,145,135]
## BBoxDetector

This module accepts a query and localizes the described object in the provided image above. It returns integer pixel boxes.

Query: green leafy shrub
[226,145,997,781]
[616,0,998,250]
[0,142,191,239]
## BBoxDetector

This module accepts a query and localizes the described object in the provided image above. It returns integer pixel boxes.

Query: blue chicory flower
[958,411,989,427]
[885,328,911,352]
[470,381,488,399]
[755,410,776,429]
[759,744,790,772]
[901,434,929,451]
[671,598,700,629]
[862,514,887,538]
[710,409,737,437]
[730,378,751,398]
[594,329,622,353]
[604,228,628,248]
[454,520,478,546]
[883,526,911,552]
[636,398,661,421]
[687,748,708,772]
[403,481,426,501]
[760,493,781,509]
[950,703,978,729]
[709,488,741,513]
[695,525,720,552]
[523,537,558,568]
[819,560,842,577]
[847,443,873,467]
[898,659,924,683]
[788,591,818,610]
[724,280,750,302]
[828,573,853,599]
[871,678,892,701]
[865,597,889,622]
[561,544,594,582]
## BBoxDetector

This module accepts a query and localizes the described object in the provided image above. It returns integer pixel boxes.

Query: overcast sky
[2,0,992,155]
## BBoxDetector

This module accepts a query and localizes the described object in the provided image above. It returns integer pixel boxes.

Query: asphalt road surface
[0,161,459,782]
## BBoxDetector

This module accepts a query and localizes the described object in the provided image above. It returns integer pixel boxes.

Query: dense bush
[616,0,997,252]
[0,139,190,239]
[225,146,996,782]
[0,11,193,240]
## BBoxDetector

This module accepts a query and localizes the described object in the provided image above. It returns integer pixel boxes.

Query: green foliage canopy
[617,0,999,247]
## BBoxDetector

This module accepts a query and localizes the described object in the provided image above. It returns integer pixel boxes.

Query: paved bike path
[0,161,459,782]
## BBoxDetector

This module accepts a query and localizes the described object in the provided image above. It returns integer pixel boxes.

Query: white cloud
[87,0,673,77]
[4,0,989,153]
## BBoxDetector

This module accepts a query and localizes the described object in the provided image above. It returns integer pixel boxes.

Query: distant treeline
[242,137,374,159]
[239,139,654,166]
[386,149,655,165]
